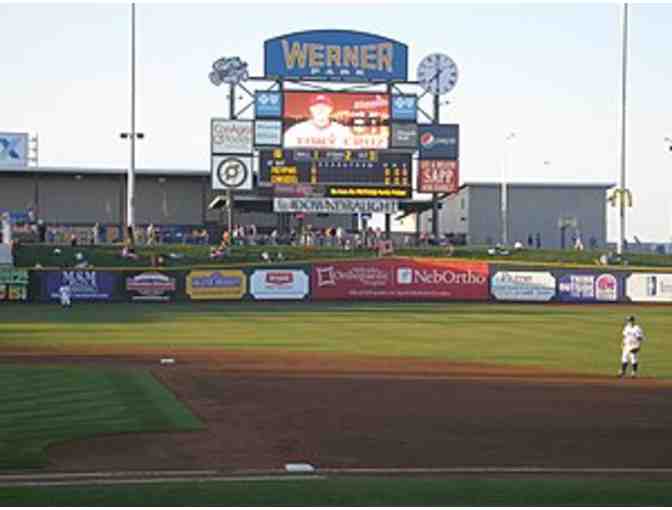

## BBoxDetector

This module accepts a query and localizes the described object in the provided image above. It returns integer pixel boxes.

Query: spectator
[146,224,155,246]
[527,234,534,248]
[37,220,47,243]
[92,223,100,245]
[121,243,139,260]
[69,233,78,247]
[535,232,541,249]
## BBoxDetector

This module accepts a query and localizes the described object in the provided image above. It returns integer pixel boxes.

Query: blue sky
[2,2,672,241]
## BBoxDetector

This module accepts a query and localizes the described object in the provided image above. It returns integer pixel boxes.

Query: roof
[461,181,616,190]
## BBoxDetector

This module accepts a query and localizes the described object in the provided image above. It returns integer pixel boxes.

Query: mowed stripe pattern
[0,366,203,469]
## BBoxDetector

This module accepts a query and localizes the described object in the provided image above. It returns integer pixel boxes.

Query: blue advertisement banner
[44,271,116,301]
[255,91,283,118]
[390,95,417,121]
[557,272,623,302]
[0,132,29,168]
[418,124,460,160]
[264,30,408,82]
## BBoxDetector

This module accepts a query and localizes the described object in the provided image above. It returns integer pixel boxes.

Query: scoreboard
[259,149,411,187]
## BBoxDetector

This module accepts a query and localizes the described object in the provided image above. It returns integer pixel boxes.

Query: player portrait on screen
[283,92,389,150]
[283,94,350,149]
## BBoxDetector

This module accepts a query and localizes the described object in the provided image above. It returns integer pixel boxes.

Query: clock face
[417,53,458,95]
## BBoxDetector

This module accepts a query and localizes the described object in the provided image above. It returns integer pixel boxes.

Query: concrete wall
[38,174,122,224]
[467,185,502,245]
[507,186,607,249]
[0,175,36,212]
[134,176,205,225]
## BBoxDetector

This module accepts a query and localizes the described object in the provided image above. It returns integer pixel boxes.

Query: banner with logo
[255,91,283,118]
[0,269,29,302]
[264,30,408,82]
[626,273,672,302]
[0,132,29,168]
[44,271,117,301]
[125,271,177,302]
[212,156,253,191]
[390,123,418,149]
[556,272,622,302]
[491,271,556,302]
[254,120,283,147]
[418,125,459,160]
[312,258,488,301]
[250,269,309,300]
[274,197,398,214]
[211,119,253,154]
[390,95,417,121]
[417,160,459,193]
[187,270,247,300]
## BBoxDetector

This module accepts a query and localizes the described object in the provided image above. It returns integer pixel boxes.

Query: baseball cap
[310,94,334,108]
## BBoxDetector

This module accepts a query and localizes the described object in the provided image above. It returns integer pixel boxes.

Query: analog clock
[417,53,458,95]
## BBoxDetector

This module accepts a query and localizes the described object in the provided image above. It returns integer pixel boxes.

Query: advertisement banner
[627,273,672,302]
[557,272,621,302]
[255,91,283,118]
[418,160,459,194]
[125,272,177,302]
[390,95,417,121]
[312,258,488,301]
[254,120,283,147]
[44,271,116,301]
[250,269,309,300]
[211,156,253,191]
[264,30,408,82]
[0,269,29,302]
[418,125,459,159]
[187,270,246,300]
[491,271,556,302]
[211,119,253,154]
[274,197,398,214]
[327,186,410,199]
[0,132,29,168]
[283,92,389,150]
[390,123,418,149]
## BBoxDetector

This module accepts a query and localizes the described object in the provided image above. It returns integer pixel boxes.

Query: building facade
[421,182,614,249]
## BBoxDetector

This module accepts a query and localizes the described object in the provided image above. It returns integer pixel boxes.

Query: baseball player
[58,283,72,309]
[619,315,645,378]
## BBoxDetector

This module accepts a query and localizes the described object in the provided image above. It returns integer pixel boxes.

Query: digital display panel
[259,149,410,187]
[283,92,390,150]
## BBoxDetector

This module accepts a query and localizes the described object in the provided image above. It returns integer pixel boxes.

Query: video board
[283,92,390,150]
[259,149,410,186]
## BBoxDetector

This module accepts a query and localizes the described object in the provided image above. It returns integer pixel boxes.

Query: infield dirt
[5,348,666,474]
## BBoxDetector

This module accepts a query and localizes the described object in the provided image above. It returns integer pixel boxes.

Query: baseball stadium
[2,14,672,507]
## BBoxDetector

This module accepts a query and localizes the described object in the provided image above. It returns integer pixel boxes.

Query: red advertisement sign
[284,92,390,150]
[418,160,459,193]
[312,258,488,301]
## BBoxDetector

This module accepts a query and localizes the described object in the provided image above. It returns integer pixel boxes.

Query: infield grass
[0,366,203,469]
[1,302,671,377]
[2,477,672,506]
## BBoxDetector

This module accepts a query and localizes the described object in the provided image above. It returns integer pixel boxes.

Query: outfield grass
[2,477,672,506]
[0,366,203,469]
[1,302,670,377]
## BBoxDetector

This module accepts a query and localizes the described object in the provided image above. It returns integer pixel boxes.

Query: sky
[2,1,672,241]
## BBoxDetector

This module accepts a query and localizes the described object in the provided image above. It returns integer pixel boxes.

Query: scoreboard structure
[210,29,460,217]
[259,149,411,187]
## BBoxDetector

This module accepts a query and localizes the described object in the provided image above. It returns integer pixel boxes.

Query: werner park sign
[264,30,408,82]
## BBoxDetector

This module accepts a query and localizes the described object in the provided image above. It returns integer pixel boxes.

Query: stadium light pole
[617,2,629,256]
[120,3,144,245]
[501,132,516,246]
